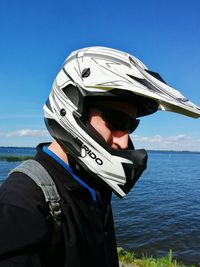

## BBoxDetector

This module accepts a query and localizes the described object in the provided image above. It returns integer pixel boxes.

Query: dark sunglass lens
[102,109,139,133]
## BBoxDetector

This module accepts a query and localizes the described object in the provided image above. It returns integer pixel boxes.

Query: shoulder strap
[9,159,62,226]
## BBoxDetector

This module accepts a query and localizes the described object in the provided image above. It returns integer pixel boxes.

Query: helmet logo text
[75,137,103,165]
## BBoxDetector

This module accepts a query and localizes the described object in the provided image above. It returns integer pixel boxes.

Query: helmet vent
[81,68,91,78]
[62,84,80,107]
[129,56,136,65]
[145,70,166,84]
[127,74,157,93]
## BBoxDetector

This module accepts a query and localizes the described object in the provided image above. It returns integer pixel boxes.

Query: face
[87,100,138,150]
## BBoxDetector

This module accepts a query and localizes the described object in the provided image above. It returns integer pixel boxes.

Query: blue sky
[0,0,200,150]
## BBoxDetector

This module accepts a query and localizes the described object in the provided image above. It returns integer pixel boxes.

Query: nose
[112,131,129,149]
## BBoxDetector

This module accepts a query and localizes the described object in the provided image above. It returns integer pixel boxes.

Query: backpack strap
[9,159,62,227]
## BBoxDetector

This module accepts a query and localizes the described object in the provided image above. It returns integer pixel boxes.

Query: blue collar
[42,145,97,203]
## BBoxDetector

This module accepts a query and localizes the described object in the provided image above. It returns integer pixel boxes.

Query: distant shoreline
[148,149,200,153]
[0,146,200,154]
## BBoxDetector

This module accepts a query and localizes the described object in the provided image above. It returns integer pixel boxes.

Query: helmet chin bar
[119,149,148,196]
[81,123,148,197]
[45,115,148,197]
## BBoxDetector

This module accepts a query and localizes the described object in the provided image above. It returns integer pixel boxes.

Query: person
[0,46,199,267]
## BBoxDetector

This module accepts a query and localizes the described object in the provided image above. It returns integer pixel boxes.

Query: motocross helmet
[44,46,200,197]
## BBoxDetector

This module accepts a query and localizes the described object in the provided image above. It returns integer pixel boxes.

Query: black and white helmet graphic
[44,46,200,197]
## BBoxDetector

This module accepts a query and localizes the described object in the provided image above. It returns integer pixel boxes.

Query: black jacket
[0,144,119,267]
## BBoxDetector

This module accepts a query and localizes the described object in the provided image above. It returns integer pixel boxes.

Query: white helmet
[44,46,200,197]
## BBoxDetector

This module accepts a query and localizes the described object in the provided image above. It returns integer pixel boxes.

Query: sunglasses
[93,105,140,133]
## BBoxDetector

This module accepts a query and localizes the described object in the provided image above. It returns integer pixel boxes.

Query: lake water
[0,147,200,265]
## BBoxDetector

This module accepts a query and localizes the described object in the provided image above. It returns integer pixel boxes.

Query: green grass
[0,155,33,162]
[118,247,135,264]
[117,248,195,267]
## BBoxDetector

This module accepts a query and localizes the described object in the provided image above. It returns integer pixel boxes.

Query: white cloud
[0,129,199,151]
[0,129,50,137]
[132,134,200,151]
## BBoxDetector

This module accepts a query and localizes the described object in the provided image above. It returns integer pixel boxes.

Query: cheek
[90,116,112,143]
